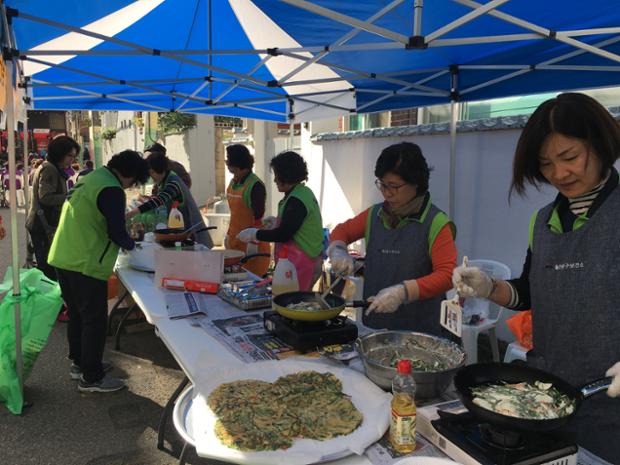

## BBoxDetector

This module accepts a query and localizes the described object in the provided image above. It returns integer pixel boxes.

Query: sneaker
[70,361,113,380]
[78,374,126,393]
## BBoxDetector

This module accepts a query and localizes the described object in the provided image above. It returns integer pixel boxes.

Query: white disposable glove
[327,241,354,276]
[452,265,494,298]
[262,216,277,230]
[367,283,408,314]
[606,362,620,398]
[246,241,258,256]
[237,227,258,243]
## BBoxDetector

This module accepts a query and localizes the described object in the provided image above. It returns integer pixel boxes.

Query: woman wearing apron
[126,151,213,248]
[237,151,323,291]
[224,144,270,276]
[453,93,620,463]
[327,142,457,335]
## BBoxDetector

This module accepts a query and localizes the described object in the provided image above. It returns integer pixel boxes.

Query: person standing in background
[25,135,79,280]
[225,144,270,276]
[49,150,149,393]
[143,143,191,189]
[77,160,94,183]
[237,151,324,290]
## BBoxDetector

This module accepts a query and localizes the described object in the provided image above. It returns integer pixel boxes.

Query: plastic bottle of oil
[271,245,299,296]
[389,359,417,453]
[167,201,184,229]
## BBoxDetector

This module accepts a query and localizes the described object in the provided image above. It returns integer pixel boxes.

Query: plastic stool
[504,341,528,363]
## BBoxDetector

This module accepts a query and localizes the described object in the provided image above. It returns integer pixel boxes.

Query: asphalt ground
[0,207,216,465]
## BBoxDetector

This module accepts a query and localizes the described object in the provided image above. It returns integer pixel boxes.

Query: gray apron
[169,171,213,248]
[363,203,446,335]
[529,187,620,463]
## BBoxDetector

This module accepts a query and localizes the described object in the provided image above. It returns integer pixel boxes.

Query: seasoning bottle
[389,359,417,453]
[271,245,299,296]
[167,201,184,229]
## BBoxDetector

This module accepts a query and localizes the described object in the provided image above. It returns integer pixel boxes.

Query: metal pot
[355,331,466,398]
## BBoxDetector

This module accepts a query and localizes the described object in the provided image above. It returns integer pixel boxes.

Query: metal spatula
[440,256,468,337]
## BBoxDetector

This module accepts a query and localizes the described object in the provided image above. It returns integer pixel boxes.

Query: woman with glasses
[452,93,620,462]
[327,142,457,334]
[237,151,324,291]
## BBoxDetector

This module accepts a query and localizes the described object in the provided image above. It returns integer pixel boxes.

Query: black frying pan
[454,362,611,432]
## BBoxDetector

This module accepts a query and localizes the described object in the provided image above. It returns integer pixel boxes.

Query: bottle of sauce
[167,201,184,229]
[389,359,417,454]
[271,245,299,296]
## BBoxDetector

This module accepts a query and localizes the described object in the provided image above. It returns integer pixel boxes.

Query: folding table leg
[107,289,129,334]
[158,376,190,451]
[179,441,191,465]
[113,303,138,350]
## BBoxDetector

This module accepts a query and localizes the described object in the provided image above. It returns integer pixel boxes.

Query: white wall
[164,115,216,207]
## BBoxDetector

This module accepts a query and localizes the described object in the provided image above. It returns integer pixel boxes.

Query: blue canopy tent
[2,0,620,402]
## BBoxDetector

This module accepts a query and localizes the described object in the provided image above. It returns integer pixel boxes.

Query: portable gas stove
[417,400,578,465]
[263,310,358,352]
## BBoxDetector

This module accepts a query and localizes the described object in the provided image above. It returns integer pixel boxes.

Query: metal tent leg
[179,441,190,465]
[157,376,190,451]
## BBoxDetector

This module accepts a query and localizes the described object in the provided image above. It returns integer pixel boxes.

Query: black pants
[56,268,108,383]
[30,231,57,281]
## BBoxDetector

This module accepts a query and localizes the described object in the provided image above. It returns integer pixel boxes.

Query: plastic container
[174,241,182,252]
[389,359,417,453]
[168,201,185,229]
[271,245,299,296]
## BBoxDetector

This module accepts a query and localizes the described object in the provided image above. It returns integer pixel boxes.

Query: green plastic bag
[0,267,63,414]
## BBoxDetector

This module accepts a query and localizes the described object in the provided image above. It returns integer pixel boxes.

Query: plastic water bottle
[389,359,417,453]
[271,245,299,296]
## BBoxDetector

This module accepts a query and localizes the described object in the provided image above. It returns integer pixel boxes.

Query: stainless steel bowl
[355,331,466,399]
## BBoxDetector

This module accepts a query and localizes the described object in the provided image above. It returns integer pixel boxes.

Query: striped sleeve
[138,178,183,214]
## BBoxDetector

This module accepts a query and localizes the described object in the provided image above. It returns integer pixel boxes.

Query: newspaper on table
[165,292,209,320]
[199,313,297,363]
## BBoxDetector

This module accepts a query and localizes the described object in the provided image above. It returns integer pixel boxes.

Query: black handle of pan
[240,253,271,264]
[347,300,370,308]
[580,377,612,398]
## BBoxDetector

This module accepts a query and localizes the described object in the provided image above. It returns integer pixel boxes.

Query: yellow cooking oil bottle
[389,359,417,453]
[167,201,184,229]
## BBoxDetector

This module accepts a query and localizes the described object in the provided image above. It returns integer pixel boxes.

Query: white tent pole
[23,103,29,214]
[413,0,423,35]
[289,123,294,150]
[5,57,24,393]
[448,67,459,220]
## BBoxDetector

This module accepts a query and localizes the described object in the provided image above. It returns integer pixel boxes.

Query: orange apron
[226,174,270,276]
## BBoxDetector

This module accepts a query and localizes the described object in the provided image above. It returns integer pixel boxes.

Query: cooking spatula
[440,256,468,337]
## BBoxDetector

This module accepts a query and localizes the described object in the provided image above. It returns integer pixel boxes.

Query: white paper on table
[191,359,392,465]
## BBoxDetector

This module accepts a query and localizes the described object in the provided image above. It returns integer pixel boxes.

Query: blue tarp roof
[7,0,620,121]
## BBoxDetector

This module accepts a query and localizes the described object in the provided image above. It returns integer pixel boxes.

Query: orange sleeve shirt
[330,208,457,300]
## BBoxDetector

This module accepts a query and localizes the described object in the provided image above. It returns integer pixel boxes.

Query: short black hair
[144,142,166,155]
[146,151,169,174]
[511,92,620,197]
[85,160,93,169]
[270,151,308,184]
[47,135,80,165]
[374,142,430,194]
[107,150,149,185]
[226,144,254,169]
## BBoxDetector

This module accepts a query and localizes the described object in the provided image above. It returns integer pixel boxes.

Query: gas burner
[416,401,579,465]
[480,424,524,450]
[263,311,357,352]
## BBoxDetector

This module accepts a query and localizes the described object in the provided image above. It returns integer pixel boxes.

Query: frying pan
[223,249,271,266]
[272,291,368,322]
[454,362,611,432]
